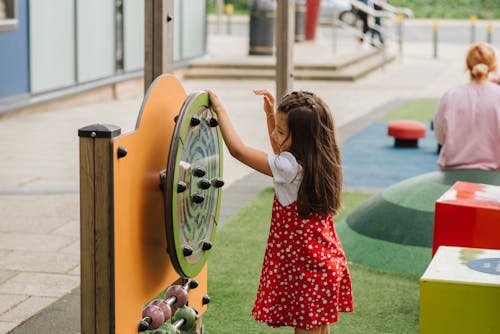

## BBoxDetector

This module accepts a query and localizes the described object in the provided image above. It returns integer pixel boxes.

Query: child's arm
[207,90,272,176]
[253,89,280,154]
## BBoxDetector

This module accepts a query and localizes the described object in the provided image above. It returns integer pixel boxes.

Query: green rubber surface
[341,169,500,275]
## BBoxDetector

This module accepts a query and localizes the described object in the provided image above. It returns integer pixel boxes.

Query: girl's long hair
[277,91,343,218]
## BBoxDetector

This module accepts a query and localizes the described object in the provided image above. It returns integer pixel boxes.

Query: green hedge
[390,0,500,19]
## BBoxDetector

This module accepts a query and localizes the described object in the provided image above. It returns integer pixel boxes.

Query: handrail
[345,0,414,47]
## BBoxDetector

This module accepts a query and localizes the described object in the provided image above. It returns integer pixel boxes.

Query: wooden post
[79,124,121,334]
[144,0,174,92]
[275,0,295,101]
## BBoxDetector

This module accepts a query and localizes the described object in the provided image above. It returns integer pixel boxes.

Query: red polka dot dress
[252,152,353,330]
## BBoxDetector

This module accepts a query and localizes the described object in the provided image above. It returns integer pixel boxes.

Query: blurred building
[0,0,207,114]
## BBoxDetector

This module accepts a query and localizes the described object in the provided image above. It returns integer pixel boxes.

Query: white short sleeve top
[268,152,303,206]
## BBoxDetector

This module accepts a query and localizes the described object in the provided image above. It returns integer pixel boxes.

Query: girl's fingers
[205,89,223,112]
[254,89,273,100]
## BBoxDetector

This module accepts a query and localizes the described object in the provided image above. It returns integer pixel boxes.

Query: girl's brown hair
[466,43,497,82]
[277,91,343,218]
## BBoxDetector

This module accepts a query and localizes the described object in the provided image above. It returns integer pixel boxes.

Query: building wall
[0,0,29,99]
[0,0,207,111]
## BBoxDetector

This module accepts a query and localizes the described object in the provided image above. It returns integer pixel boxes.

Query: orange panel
[433,181,500,256]
[111,75,207,333]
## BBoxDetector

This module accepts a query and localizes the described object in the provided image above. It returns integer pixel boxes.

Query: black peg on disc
[117,146,127,159]
[192,167,206,177]
[211,178,224,188]
[190,117,201,126]
[208,118,218,127]
[198,179,211,190]
[183,246,193,257]
[191,193,205,204]
[202,241,212,251]
[188,279,199,290]
[174,115,179,123]
[177,181,187,193]
[166,15,173,22]
[202,295,211,305]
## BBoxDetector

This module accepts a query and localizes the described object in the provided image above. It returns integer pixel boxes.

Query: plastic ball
[165,285,188,308]
[172,306,198,331]
[150,299,172,320]
[142,304,165,330]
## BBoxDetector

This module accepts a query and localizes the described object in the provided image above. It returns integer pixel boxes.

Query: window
[0,0,18,32]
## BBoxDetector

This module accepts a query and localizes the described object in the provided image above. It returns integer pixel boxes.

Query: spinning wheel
[164,92,224,278]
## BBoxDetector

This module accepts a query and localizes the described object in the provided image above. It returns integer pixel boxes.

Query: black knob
[192,167,206,177]
[202,241,212,251]
[190,117,201,126]
[208,118,218,127]
[188,279,199,290]
[183,246,193,257]
[198,179,211,190]
[174,115,179,123]
[117,146,127,158]
[202,295,211,305]
[211,178,224,188]
[166,15,173,22]
[138,318,151,331]
[177,181,187,193]
[191,193,205,204]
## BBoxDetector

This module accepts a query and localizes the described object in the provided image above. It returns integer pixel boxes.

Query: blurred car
[319,0,358,25]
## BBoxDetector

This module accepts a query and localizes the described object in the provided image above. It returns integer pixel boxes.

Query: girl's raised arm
[206,90,272,176]
[253,89,279,154]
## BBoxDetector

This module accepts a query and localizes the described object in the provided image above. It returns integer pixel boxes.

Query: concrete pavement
[0,19,475,333]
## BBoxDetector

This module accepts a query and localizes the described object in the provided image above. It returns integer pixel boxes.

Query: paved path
[0,19,475,333]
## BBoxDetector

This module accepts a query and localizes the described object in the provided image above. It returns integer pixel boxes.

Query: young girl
[207,89,353,334]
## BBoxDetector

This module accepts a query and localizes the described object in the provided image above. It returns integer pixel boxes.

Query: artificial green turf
[203,188,420,333]
[381,99,439,122]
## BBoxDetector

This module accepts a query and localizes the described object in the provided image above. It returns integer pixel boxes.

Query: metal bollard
[487,22,493,44]
[433,21,439,59]
[470,15,477,44]
[225,4,234,35]
[396,13,404,59]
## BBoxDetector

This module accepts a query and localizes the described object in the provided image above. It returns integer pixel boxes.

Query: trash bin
[295,0,306,42]
[249,0,276,55]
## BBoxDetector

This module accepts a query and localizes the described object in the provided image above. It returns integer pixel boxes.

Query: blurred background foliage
[207,0,500,19]
[390,0,500,19]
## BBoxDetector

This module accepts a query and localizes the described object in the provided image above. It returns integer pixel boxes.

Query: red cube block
[433,181,500,256]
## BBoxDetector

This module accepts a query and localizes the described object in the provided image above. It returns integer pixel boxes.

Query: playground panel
[80,74,222,333]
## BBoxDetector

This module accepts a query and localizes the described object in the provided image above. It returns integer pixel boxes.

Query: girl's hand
[253,89,275,116]
[206,89,224,115]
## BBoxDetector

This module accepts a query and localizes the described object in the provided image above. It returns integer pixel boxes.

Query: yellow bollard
[224,4,234,35]
[224,4,234,15]
[432,21,439,32]
[470,15,477,43]
[433,21,439,59]
[487,22,494,44]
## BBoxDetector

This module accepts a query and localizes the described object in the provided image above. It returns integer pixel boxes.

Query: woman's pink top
[434,81,500,170]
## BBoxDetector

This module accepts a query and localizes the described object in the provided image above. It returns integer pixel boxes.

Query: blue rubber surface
[341,122,439,189]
